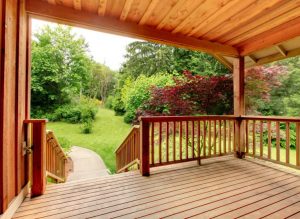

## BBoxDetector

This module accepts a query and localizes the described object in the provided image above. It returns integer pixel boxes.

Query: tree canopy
[31,25,92,115]
[120,41,230,78]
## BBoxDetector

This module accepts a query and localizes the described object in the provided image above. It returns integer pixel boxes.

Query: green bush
[104,95,114,109]
[121,74,173,123]
[112,91,126,116]
[80,119,93,134]
[50,96,99,123]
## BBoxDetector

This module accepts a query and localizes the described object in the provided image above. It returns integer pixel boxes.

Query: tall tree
[31,25,92,115]
[87,62,116,102]
[120,41,230,78]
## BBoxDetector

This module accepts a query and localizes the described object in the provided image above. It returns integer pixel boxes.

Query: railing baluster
[173,121,176,161]
[159,121,162,164]
[296,122,300,167]
[228,121,231,153]
[253,120,256,156]
[218,120,221,155]
[186,121,189,159]
[180,121,183,161]
[286,122,290,164]
[208,120,211,156]
[267,121,271,159]
[197,120,200,158]
[203,120,207,156]
[260,121,263,157]
[192,121,195,158]
[246,120,249,154]
[213,120,217,155]
[223,120,227,154]
[151,122,154,164]
[166,122,169,163]
[276,121,280,161]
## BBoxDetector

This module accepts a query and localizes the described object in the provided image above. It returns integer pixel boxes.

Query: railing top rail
[115,125,140,153]
[138,115,300,123]
[24,119,48,124]
[241,115,300,122]
[46,130,68,159]
[139,115,237,122]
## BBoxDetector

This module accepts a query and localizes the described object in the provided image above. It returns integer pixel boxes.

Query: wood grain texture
[13,156,300,219]
[26,0,239,57]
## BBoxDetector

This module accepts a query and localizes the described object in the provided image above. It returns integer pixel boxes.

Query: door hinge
[23,141,33,155]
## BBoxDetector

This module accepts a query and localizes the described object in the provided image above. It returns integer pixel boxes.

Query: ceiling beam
[139,0,160,25]
[239,17,300,56]
[156,0,185,30]
[26,0,239,57]
[213,54,233,71]
[275,45,287,57]
[98,0,107,16]
[73,0,81,10]
[246,47,300,68]
[47,0,56,5]
[248,55,257,64]
[120,0,133,21]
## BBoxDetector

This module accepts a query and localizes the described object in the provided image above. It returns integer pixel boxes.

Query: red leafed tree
[245,65,287,114]
[141,70,233,116]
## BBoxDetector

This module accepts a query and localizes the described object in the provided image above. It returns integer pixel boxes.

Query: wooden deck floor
[13,156,300,219]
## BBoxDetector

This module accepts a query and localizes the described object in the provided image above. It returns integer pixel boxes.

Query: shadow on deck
[13,156,300,219]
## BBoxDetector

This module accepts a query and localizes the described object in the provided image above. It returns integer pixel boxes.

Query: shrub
[105,95,114,109]
[143,71,233,116]
[112,90,126,116]
[121,73,173,123]
[50,96,99,123]
[80,119,93,134]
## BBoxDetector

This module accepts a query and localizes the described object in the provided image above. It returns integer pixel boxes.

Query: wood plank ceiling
[26,0,300,69]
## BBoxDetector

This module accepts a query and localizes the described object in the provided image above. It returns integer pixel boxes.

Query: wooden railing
[116,115,300,176]
[24,120,70,196]
[115,125,140,173]
[242,116,300,169]
[139,116,237,175]
[46,131,69,182]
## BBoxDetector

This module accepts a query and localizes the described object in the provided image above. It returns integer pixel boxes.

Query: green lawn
[47,107,131,173]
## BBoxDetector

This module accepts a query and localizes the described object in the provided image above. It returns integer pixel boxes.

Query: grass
[47,107,131,173]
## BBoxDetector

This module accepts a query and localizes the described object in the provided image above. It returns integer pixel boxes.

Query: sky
[31,19,138,71]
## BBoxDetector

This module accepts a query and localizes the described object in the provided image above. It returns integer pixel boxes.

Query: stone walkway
[67,146,109,182]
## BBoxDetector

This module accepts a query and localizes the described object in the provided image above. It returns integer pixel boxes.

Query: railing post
[233,57,245,158]
[25,119,47,196]
[139,118,150,176]
[296,122,300,167]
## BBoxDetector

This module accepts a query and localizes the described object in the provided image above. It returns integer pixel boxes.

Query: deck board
[13,156,300,219]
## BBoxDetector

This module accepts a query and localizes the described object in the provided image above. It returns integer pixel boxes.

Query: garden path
[67,146,109,182]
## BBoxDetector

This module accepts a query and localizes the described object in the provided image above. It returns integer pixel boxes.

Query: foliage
[80,120,93,134]
[49,97,99,124]
[87,62,116,102]
[245,66,287,114]
[121,73,174,123]
[120,41,230,78]
[31,25,92,116]
[57,137,72,153]
[104,95,114,109]
[172,48,230,76]
[112,89,126,115]
[143,70,233,116]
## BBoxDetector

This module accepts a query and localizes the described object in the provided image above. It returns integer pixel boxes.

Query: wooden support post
[233,57,246,159]
[24,119,47,197]
[139,118,150,176]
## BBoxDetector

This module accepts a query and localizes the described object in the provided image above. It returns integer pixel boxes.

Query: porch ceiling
[26,0,300,69]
